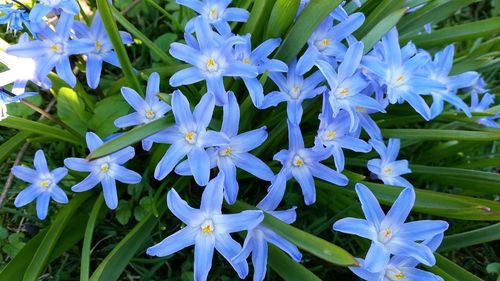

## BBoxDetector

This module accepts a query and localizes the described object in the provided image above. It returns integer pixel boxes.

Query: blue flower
[146,173,264,281]
[423,45,477,118]
[6,12,95,87]
[260,121,348,207]
[296,11,364,75]
[72,11,133,89]
[350,234,445,281]
[175,92,273,204]
[316,42,385,131]
[169,17,258,105]
[233,34,287,107]
[147,90,229,185]
[11,149,68,220]
[333,183,448,270]
[179,0,250,35]
[367,138,412,188]
[361,28,446,120]
[232,195,302,281]
[1,33,51,93]
[261,59,326,125]
[469,92,499,128]
[315,95,372,172]
[29,0,79,23]
[114,72,171,151]
[64,132,141,209]
[0,3,30,34]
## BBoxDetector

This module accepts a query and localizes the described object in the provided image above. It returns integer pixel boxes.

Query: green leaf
[151,33,177,62]
[405,17,500,48]
[115,200,133,225]
[440,223,500,252]
[0,116,82,145]
[354,0,405,39]
[88,115,173,160]
[429,253,483,281]
[56,87,90,136]
[0,131,31,164]
[110,5,175,65]
[317,180,500,221]
[242,0,276,42]
[0,197,94,281]
[265,0,300,39]
[88,95,130,138]
[96,0,143,95]
[360,7,407,52]
[88,189,170,281]
[23,192,93,281]
[410,164,500,194]
[81,196,104,281]
[381,129,500,141]
[268,244,321,281]
[231,201,356,266]
[6,95,42,117]
[397,0,478,35]
[274,0,343,63]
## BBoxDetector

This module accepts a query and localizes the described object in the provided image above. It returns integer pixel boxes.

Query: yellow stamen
[326,130,336,139]
[209,8,217,18]
[100,164,109,173]
[146,110,155,119]
[396,75,405,82]
[384,228,392,238]
[355,106,364,112]
[293,155,305,167]
[321,39,331,46]
[201,221,214,234]
[40,180,51,188]
[383,166,393,175]
[223,147,232,156]
[243,57,250,64]
[51,44,60,52]
[185,132,196,144]
[395,272,405,279]
[95,40,102,51]
[339,88,349,96]
[206,57,218,72]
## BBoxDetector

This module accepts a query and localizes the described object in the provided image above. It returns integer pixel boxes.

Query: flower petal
[36,192,51,220]
[11,166,37,183]
[382,187,415,228]
[146,226,198,257]
[50,186,69,204]
[194,234,216,281]
[71,172,101,192]
[215,233,249,279]
[112,165,141,184]
[102,175,118,209]
[200,172,224,214]
[64,158,92,172]
[14,185,41,207]
[232,152,274,181]
[213,210,263,234]
[332,217,377,240]
[154,141,190,180]
[34,149,50,174]
[221,92,240,137]
[167,188,204,225]
[355,183,385,228]
[188,146,211,186]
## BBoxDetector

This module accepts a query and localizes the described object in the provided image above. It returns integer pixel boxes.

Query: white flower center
[145,110,155,120]
[100,163,110,173]
[322,130,336,141]
[386,267,406,280]
[219,147,232,156]
[40,179,52,188]
[391,74,406,87]
[336,88,350,98]
[206,57,219,72]
[185,131,197,145]
[50,43,64,54]
[208,7,219,20]
[292,154,305,167]
[382,165,393,176]
[200,220,214,234]
[314,38,331,51]
[378,227,393,244]
[289,86,301,99]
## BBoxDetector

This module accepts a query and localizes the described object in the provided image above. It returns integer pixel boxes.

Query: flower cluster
[3,0,498,280]
[0,0,132,120]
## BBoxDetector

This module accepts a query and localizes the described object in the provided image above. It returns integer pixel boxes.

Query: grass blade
[96,0,143,95]
[0,131,31,164]
[440,223,500,252]
[81,196,105,281]
[268,244,321,281]
[22,192,93,281]
[274,0,343,63]
[360,7,407,52]
[109,5,174,65]
[0,116,82,145]
[406,17,500,47]
[231,201,357,266]
[429,254,483,281]
[265,0,300,39]
[87,115,173,160]
[381,129,500,141]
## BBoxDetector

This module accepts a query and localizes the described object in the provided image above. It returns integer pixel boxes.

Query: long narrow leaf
[381,129,500,141]
[440,223,500,252]
[81,196,105,281]
[96,0,143,95]
[268,244,321,281]
[0,116,82,145]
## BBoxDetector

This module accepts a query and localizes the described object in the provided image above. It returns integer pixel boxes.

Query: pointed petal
[200,172,224,214]
[154,142,190,180]
[14,186,41,207]
[146,226,197,257]
[232,152,274,181]
[188,146,211,186]
[332,217,377,240]
[102,175,118,209]
[167,188,204,225]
